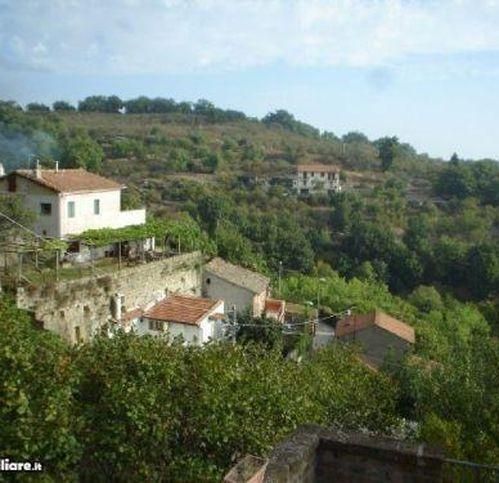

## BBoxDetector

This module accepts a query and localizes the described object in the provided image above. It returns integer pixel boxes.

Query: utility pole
[231,304,237,345]
[278,260,283,296]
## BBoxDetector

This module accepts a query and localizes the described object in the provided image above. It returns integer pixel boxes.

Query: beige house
[136,294,225,346]
[335,310,415,368]
[203,257,270,318]
[0,165,145,239]
[293,164,341,195]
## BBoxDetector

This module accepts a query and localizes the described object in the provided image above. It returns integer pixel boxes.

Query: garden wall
[16,251,203,343]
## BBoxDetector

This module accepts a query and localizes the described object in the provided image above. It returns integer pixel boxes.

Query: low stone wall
[16,251,203,343]
[263,425,444,483]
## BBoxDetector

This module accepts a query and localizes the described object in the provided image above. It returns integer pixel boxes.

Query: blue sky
[1,0,499,160]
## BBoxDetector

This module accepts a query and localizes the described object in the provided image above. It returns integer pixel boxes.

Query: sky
[1,0,499,160]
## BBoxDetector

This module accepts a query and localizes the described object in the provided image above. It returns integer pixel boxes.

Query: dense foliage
[0,298,397,480]
[0,96,498,476]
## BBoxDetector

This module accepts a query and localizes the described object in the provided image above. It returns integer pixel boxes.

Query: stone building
[203,257,270,318]
[335,310,415,368]
[292,164,341,195]
[16,252,203,344]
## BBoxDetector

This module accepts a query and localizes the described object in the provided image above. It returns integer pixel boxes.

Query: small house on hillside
[136,294,225,346]
[203,257,270,318]
[335,310,415,368]
[0,164,145,239]
[293,164,341,195]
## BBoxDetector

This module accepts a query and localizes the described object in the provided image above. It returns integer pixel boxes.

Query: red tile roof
[296,164,340,173]
[144,294,222,326]
[336,310,415,344]
[265,298,285,313]
[120,308,143,322]
[14,168,122,193]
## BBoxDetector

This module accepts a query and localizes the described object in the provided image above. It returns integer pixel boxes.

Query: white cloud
[1,0,499,74]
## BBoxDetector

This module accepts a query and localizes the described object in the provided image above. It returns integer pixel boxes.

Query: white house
[136,294,225,346]
[0,164,145,239]
[203,257,270,318]
[293,164,341,195]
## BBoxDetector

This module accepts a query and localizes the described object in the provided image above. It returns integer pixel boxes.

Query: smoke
[0,123,60,172]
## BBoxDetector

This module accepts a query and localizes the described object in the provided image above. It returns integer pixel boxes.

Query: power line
[0,209,45,240]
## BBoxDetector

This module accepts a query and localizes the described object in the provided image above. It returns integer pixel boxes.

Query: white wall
[0,176,61,237]
[293,171,341,194]
[58,190,145,238]
[0,175,146,238]
[137,300,224,346]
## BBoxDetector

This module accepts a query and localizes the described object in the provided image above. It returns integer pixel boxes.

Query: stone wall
[263,425,445,483]
[16,252,203,343]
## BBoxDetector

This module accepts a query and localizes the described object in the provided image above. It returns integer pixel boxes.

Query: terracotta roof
[296,164,340,173]
[144,294,222,326]
[336,310,415,344]
[265,298,285,313]
[120,308,143,322]
[205,257,269,294]
[14,168,122,193]
[265,298,286,322]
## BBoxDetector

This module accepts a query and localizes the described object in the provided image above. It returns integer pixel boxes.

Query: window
[206,277,211,285]
[94,199,100,215]
[74,326,81,343]
[321,172,325,177]
[149,320,163,331]
[67,201,75,218]
[40,203,52,215]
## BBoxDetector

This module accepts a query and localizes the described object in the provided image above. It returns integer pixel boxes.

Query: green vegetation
[0,96,498,475]
[0,297,397,481]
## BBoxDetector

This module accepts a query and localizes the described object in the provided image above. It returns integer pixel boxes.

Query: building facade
[335,310,415,368]
[203,257,270,318]
[293,164,341,195]
[0,165,145,238]
[137,294,225,345]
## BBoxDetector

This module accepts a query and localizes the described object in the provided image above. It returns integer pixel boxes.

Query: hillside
[1,98,499,476]
[1,100,498,303]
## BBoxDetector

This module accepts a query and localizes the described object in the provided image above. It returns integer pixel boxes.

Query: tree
[78,95,123,113]
[0,298,80,477]
[377,136,398,171]
[202,152,220,172]
[53,101,76,112]
[466,243,499,299]
[26,102,50,112]
[342,131,369,143]
[0,194,36,243]
[60,132,104,171]
[434,162,477,199]
[236,311,283,350]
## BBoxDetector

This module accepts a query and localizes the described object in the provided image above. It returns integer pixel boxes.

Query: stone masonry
[16,252,203,343]
[262,425,445,483]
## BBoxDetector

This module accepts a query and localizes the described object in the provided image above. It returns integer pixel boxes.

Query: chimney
[55,161,59,172]
[35,159,42,179]
[0,163,5,177]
